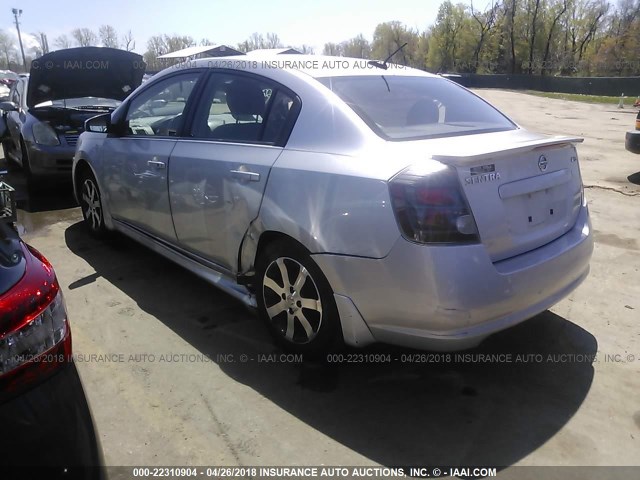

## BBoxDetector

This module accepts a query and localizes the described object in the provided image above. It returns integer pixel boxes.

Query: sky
[1,0,447,56]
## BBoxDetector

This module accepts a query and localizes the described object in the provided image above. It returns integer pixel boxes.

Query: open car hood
[27,47,145,108]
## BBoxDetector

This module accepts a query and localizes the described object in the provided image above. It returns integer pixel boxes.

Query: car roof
[187,54,436,79]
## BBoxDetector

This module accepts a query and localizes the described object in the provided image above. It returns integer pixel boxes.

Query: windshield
[318,75,516,141]
[33,97,120,109]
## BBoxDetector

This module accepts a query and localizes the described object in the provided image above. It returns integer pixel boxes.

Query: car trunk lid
[429,131,584,262]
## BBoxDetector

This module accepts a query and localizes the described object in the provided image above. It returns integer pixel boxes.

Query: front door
[102,71,202,242]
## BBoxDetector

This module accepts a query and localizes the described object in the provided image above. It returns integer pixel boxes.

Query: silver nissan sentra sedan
[73,55,593,355]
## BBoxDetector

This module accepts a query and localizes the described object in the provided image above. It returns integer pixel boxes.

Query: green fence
[451,74,640,97]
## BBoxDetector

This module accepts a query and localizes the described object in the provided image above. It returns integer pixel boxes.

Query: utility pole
[11,8,27,71]
[40,33,49,54]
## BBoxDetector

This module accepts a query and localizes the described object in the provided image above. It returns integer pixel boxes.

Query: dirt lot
[6,89,640,474]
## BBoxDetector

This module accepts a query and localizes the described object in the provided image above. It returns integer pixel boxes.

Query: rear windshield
[318,75,516,141]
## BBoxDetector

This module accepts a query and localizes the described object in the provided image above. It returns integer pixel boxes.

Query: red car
[0,215,104,475]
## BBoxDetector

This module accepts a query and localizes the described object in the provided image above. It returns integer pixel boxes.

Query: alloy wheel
[82,178,102,231]
[262,257,323,344]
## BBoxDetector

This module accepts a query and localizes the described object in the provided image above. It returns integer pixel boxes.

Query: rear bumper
[625,130,640,154]
[314,204,593,351]
[0,362,105,475]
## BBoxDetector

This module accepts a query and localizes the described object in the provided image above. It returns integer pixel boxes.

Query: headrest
[406,98,440,125]
[226,79,266,120]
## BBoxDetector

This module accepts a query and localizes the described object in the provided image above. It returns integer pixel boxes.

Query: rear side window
[189,72,298,146]
[318,75,516,141]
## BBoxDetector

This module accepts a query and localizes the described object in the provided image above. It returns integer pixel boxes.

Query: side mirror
[85,113,111,133]
[0,101,18,112]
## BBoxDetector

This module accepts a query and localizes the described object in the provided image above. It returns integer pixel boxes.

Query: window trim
[183,69,301,148]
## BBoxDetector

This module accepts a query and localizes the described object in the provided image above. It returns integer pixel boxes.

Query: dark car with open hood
[0,47,145,190]
[0,190,104,477]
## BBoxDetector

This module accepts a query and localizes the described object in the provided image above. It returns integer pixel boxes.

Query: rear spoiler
[431,136,584,166]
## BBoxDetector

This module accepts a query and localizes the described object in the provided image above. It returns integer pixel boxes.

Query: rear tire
[78,168,107,238]
[256,240,342,357]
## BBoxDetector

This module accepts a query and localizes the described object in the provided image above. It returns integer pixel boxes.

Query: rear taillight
[389,162,479,244]
[570,147,585,207]
[0,245,71,402]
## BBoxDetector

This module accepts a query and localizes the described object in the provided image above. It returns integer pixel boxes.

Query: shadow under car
[65,221,597,469]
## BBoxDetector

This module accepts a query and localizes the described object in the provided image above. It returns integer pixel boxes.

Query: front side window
[125,72,201,137]
[190,73,297,145]
[318,75,516,141]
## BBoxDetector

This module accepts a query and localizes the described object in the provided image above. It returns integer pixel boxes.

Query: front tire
[78,169,107,238]
[256,241,342,357]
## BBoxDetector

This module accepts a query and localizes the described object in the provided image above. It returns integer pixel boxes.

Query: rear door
[102,71,203,242]
[169,71,299,272]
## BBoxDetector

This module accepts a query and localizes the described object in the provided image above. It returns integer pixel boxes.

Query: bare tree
[240,32,283,51]
[247,33,265,50]
[144,35,167,69]
[99,25,119,48]
[122,30,135,52]
[323,42,344,56]
[341,34,372,58]
[0,32,16,68]
[266,32,282,49]
[54,34,72,49]
[509,0,517,72]
[164,34,195,54]
[470,0,499,72]
[30,31,50,57]
[71,28,98,47]
[295,44,315,54]
[144,34,194,69]
[541,0,568,75]
[571,0,609,64]
[527,0,542,73]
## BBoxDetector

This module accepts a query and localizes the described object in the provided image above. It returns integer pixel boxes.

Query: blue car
[0,47,145,190]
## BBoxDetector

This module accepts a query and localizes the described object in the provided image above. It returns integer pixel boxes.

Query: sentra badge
[464,164,500,185]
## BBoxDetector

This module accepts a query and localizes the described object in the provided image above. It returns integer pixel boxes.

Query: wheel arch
[73,158,114,230]
[238,220,323,281]
[73,159,96,202]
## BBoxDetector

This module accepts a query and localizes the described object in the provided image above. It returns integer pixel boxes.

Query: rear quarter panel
[247,149,402,266]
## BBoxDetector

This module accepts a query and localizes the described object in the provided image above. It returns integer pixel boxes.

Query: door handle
[147,160,166,169]
[230,169,260,182]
